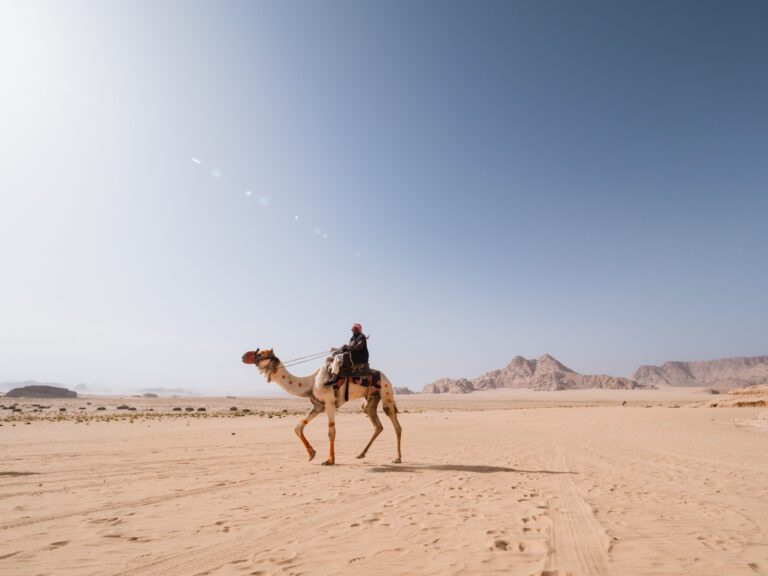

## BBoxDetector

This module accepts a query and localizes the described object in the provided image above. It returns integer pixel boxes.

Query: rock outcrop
[5,385,77,398]
[423,378,475,394]
[692,384,768,408]
[424,354,646,393]
[137,388,196,397]
[633,356,768,390]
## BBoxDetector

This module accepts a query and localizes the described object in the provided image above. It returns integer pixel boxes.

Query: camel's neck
[266,362,317,397]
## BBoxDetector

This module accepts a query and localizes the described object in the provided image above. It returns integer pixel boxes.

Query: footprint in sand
[515,540,550,554]
[91,516,122,525]
[492,539,509,551]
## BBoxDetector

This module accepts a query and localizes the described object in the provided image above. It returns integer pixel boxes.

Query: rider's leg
[327,353,344,385]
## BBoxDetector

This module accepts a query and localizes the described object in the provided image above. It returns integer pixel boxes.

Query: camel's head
[241,348,278,371]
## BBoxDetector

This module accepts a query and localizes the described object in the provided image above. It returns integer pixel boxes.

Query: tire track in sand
[545,449,610,576]
[0,453,261,500]
[112,468,465,576]
[0,467,318,531]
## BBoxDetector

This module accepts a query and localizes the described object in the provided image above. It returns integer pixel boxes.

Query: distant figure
[327,323,369,385]
[622,400,627,406]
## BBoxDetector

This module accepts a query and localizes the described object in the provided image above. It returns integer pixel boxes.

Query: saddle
[346,362,372,378]
[327,356,382,402]
[339,370,382,402]
[344,368,381,387]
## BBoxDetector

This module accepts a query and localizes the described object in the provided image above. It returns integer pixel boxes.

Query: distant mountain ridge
[424,354,646,393]
[1,380,70,392]
[633,356,768,390]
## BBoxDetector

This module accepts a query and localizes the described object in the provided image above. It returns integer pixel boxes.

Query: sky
[1,0,766,395]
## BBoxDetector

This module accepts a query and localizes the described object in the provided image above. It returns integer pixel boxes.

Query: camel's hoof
[308,449,316,461]
[356,453,366,459]
[392,458,402,464]
[321,460,335,466]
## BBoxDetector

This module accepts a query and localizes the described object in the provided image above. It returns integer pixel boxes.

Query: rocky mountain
[5,385,77,398]
[423,378,475,394]
[424,354,646,393]
[633,356,768,390]
[692,384,768,408]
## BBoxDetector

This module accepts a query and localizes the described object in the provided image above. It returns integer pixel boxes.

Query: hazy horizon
[2,1,767,395]
[3,350,766,398]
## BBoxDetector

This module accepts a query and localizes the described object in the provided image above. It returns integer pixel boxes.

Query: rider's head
[351,323,362,335]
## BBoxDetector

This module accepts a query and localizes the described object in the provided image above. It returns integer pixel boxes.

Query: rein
[251,348,328,382]
[283,350,329,367]
[264,357,280,382]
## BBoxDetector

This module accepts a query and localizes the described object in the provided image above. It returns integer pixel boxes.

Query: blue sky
[1,0,766,394]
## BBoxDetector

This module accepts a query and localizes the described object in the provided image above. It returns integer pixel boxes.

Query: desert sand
[1,390,767,576]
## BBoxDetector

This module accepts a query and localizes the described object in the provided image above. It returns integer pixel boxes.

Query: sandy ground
[1,391,767,576]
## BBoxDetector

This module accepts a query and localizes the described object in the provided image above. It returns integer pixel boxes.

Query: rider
[327,323,369,385]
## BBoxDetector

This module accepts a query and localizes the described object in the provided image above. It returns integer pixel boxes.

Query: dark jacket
[343,333,369,364]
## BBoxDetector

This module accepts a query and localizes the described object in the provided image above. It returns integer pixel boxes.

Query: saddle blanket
[333,370,382,391]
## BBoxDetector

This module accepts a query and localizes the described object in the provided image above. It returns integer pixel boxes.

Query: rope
[282,350,329,367]
[280,335,370,368]
[282,349,329,363]
[284,356,326,368]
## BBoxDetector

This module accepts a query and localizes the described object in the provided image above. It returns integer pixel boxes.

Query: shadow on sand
[0,471,40,477]
[365,463,573,475]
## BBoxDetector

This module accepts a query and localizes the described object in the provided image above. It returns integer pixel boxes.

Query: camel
[241,348,402,466]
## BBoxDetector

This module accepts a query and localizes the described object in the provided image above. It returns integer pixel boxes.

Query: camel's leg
[356,395,383,459]
[322,403,336,466]
[295,405,322,461]
[380,381,403,464]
